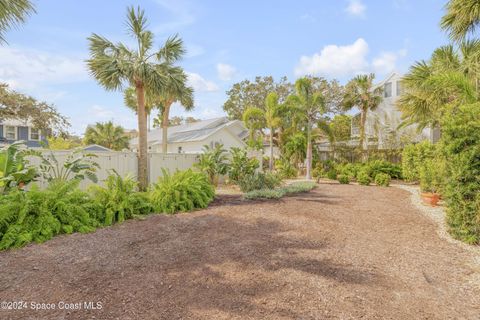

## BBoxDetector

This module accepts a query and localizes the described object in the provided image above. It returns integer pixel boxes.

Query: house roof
[129,117,248,146]
[83,144,112,152]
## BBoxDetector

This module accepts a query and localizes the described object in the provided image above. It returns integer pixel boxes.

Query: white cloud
[216,63,236,81]
[294,38,369,78]
[345,0,366,17]
[186,72,219,92]
[0,45,88,90]
[89,105,115,119]
[153,0,196,32]
[372,49,407,75]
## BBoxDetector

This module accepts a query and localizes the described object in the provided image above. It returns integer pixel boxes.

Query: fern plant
[195,144,228,185]
[150,169,215,214]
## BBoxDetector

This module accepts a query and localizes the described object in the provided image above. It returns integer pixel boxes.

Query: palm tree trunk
[306,119,312,180]
[359,110,367,162]
[135,84,148,191]
[161,102,172,154]
[147,113,151,132]
[269,128,274,171]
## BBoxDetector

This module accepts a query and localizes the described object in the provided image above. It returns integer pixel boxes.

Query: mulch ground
[1,183,479,319]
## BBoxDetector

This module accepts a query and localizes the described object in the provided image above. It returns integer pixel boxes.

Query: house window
[5,126,16,140]
[396,80,404,96]
[30,128,40,141]
[384,82,392,98]
[177,146,183,153]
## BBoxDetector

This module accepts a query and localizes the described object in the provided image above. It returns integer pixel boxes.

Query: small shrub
[357,169,371,186]
[195,144,228,185]
[228,147,259,183]
[336,163,360,180]
[401,141,435,182]
[150,169,215,214]
[337,174,350,184]
[365,160,402,180]
[326,168,337,180]
[244,181,316,200]
[282,181,316,193]
[374,173,391,187]
[238,172,281,192]
[275,157,297,179]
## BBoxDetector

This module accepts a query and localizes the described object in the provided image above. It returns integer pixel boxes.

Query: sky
[0,0,448,134]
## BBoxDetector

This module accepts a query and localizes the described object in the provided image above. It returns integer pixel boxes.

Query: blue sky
[1,0,447,134]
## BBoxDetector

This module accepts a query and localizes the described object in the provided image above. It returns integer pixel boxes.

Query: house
[0,119,47,148]
[350,72,440,148]
[129,117,249,153]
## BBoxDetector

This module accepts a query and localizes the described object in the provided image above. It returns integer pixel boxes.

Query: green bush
[238,172,281,192]
[89,171,153,226]
[282,181,316,193]
[150,169,215,214]
[374,173,391,187]
[228,147,259,183]
[195,144,228,185]
[401,141,435,182]
[326,168,337,180]
[441,103,480,244]
[244,181,316,200]
[336,163,360,180]
[275,157,297,179]
[365,160,402,179]
[0,180,98,250]
[337,174,349,184]
[357,169,371,186]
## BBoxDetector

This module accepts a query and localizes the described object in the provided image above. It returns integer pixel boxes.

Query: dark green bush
[326,169,337,180]
[150,169,215,214]
[441,103,480,244]
[401,141,435,182]
[365,160,402,179]
[238,172,281,192]
[336,163,360,180]
[337,174,349,184]
[374,173,391,187]
[357,169,371,186]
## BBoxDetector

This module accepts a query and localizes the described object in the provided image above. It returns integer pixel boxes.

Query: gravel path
[0,183,479,319]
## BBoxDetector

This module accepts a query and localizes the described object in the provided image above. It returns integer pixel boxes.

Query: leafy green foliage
[326,169,337,180]
[335,163,360,180]
[374,173,391,187]
[89,171,153,226]
[357,169,371,186]
[401,141,436,182]
[440,103,480,244]
[228,148,259,183]
[275,157,297,179]
[238,172,281,193]
[337,174,350,184]
[365,160,402,180]
[83,121,129,151]
[244,181,316,200]
[195,144,228,185]
[0,141,39,193]
[150,169,215,214]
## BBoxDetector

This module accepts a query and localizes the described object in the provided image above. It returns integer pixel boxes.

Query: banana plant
[0,141,39,192]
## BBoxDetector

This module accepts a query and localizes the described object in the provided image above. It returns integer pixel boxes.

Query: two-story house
[350,72,440,148]
[0,119,47,148]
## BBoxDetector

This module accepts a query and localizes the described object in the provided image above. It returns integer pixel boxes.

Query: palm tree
[441,0,480,42]
[264,92,281,171]
[123,87,157,132]
[0,0,35,43]
[288,78,326,180]
[84,121,129,151]
[342,74,383,155]
[398,43,479,130]
[158,78,194,154]
[242,106,265,149]
[87,6,186,190]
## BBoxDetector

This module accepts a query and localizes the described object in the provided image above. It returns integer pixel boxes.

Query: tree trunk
[269,128,274,171]
[161,102,172,154]
[305,119,312,180]
[359,110,367,162]
[135,84,148,191]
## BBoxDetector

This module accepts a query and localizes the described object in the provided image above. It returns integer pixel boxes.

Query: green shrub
[401,141,435,182]
[0,180,98,250]
[337,174,350,184]
[418,159,441,193]
[244,181,316,200]
[0,141,39,193]
[195,144,228,185]
[441,103,480,244]
[336,163,360,180]
[326,168,337,180]
[357,169,371,186]
[150,169,215,214]
[275,157,297,179]
[282,181,316,193]
[238,172,281,192]
[374,173,391,187]
[365,160,402,179]
[228,147,259,183]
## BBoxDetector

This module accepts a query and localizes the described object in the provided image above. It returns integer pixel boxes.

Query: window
[30,128,40,141]
[396,80,404,96]
[384,82,392,98]
[5,126,16,140]
[177,146,183,153]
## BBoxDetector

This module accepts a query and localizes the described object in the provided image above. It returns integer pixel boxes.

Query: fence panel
[148,153,200,183]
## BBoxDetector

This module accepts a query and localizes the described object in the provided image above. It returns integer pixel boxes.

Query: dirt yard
[1,183,479,319]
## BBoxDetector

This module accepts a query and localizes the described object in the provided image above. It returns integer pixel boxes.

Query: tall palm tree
[342,74,383,154]
[398,43,479,130]
[441,0,480,42]
[84,121,129,151]
[0,0,35,43]
[242,106,265,149]
[288,78,326,180]
[123,87,157,132]
[87,6,186,190]
[158,78,194,153]
[264,92,281,171]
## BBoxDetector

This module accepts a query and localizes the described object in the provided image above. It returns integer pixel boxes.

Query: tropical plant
[401,141,436,182]
[342,73,383,154]
[283,132,306,170]
[242,106,265,149]
[287,77,327,179]
[365,160,402,180]
[150,169,214,214]
[87,6,186,190]
[265,92,282,171]
[356,169,371,186]
[275,157,297,179]
[337,174,349,184]
[237,172,281,193]
[83,121,129,151]
[441,0,480,42]
[329,114,352,142]
[419,160,440,193]
[374,173,391,187]
[227,147,259,183]
[35,148,99,183]
[47,136,83,150]
[0,141,38,192]
[195,144,228,185]
[0,0,35,43]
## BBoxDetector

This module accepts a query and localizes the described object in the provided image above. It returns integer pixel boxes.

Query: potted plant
[419,159,441,206]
